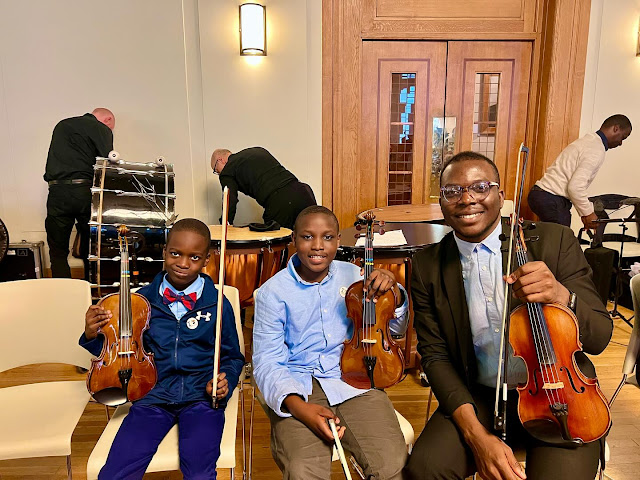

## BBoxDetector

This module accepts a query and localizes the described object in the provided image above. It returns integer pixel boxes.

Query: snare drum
[203,226,292,309]
[89,158,176,297]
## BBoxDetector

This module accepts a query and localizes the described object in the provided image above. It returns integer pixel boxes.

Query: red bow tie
[162,288,197,310]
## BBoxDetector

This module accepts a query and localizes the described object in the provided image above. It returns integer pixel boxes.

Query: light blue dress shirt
[453,222,525,387]
[253,254,409,417]
[159,274,205,320]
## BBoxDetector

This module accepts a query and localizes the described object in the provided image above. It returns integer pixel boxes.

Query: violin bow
[329,419,353,480]
[212,186,230,409]
[493,143,529,438]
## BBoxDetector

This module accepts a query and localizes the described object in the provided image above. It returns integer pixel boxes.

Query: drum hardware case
[0,241,44,282]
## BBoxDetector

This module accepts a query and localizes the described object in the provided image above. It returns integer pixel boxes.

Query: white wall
[576,0,640,233]
[199,0,322,225]
[0,0,321,269]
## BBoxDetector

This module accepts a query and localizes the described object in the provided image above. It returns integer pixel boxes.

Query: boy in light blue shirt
[253,206,409,479]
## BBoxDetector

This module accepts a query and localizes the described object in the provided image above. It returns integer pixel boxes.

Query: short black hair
[294,206,339,232]
[167,218,210,247]
[440,151,500,184]
[601,114,632,131]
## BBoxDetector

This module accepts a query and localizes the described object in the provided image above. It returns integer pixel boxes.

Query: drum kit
[88,152,292,303]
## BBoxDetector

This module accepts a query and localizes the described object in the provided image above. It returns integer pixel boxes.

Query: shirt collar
[160,273,204,298]
[453,220,503,258]
[287,253,336,285]
[596,130,609,151]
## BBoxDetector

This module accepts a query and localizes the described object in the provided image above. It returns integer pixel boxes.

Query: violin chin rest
[91,387,129,407]
[522,419,584,449]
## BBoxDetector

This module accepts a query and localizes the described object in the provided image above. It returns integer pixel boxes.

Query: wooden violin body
[87,226,157,406]
[510,302,611,446]
[342,285,404,389]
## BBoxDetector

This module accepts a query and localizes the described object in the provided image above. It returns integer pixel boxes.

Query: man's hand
[206,372,229,400]
[581,212,598,230]
[504,261,570,305]
[283,395,345,443]
[453,404,526,480]
[361,267,402,306]
[84,305,112,340]
[467,430,526,480]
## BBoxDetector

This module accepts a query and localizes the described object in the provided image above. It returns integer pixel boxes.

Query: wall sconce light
[239,3,266,56]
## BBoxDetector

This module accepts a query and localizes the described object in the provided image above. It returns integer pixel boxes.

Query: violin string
[518,240,564,405]
[533,300,566,405]
[516,246,557,407]
[518,248,564,407]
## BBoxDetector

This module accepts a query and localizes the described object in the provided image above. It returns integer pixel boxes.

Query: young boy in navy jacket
[80,218,244,480]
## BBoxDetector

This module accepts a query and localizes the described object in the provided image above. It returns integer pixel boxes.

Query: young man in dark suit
[405,151,612,480]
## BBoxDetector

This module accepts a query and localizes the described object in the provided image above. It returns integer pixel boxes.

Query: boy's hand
[206,372,229,400]
[361,267,401,305]
[283,395,345,443]
[85,305,112,340]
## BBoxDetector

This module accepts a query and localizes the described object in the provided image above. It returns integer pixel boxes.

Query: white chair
[86,285,246,479]
[609,274,640,406]
[0,278,93,480]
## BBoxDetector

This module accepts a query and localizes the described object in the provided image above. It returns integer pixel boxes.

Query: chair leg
[426,388,434,420]
[230,467,235,479]
[249,386,255,480]
[104,404,111,421]
[241,382,246,479]
[349,455,366,479]
[609,374,627,407]
[67,455,72,479]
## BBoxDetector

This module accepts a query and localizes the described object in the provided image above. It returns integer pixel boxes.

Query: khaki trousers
[268,379,408,479]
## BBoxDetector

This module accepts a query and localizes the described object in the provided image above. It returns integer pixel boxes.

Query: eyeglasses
[212,159,221,175]
[440,181,499,203]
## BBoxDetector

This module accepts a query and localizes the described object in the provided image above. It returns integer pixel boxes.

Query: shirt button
[323,309,327,313]
[487,297,493,302]
[482,266,487,271]
[494,328,500,333]
[327,334,331,338]
[321,355,325,358]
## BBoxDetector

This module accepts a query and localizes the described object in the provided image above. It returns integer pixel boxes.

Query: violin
[87,225,157,406]
[341,212,404,389]
[495,144,611,447]
[508,221,611,446]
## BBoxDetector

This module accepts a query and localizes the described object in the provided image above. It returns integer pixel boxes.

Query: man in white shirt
[528,114,632,229]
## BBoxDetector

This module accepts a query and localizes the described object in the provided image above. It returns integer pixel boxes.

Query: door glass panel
[431,116,457,201]
[471,73,500,160]
[388,73,416,206]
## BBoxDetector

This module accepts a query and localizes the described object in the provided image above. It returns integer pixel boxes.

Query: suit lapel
[441,233,472,370]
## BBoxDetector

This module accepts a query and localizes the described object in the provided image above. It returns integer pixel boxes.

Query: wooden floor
[0,304,638,480]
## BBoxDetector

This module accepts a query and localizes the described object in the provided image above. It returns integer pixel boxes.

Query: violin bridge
[118,351,135,356]
[361,339,377,344]
[542,381,564,390]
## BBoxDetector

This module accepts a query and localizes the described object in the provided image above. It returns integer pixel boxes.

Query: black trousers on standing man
[45,183,91,280]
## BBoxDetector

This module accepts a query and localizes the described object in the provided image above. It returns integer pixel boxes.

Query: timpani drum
[89,157,176,297]
[203,226,292,309]
[337,222,452,367]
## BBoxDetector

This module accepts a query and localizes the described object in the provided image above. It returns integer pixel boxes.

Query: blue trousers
[98,401,225,480]
[528,186,572,227]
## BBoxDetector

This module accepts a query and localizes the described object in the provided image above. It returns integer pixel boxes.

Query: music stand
[593,196,640,327]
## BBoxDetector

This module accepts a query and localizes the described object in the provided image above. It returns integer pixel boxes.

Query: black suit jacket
[411,220,612,416]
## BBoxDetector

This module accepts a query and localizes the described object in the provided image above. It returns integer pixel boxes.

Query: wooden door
[361,41,532,209]
[360,41,447,213]
[443,41,532,201]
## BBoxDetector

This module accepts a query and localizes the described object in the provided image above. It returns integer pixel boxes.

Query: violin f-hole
[559,366,586,394]
[528,367,541,395]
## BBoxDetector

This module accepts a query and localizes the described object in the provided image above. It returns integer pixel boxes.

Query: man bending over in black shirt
[211,147,316,229]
